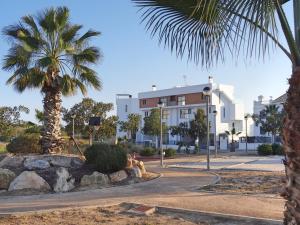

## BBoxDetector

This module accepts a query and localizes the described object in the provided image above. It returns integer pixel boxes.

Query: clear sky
[0,0,294,122]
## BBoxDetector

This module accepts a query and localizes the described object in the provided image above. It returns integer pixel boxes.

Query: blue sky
[0,1,294,122]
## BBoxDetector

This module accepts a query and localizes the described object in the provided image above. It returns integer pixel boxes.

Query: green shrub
[164,148,176,157]
[272,143,284,155]
[140,147,156,156]
[84,143,127,173]
[24,126,41,134]
[257,144,273,156]
[6,134,42,154]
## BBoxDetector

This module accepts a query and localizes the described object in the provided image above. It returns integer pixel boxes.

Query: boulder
[0,168,16,189]
[137,161,146,174]
[53,167,75,193]
[80,171,109,188]
[126,154,133,168]
[46,155,84,168]
[0,155,24,168]
[24,158,50,170]
[8,171,50,192]
[126,166,142,178]
[109,170,128,183]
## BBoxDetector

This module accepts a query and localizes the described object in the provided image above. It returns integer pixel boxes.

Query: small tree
[189,109,207,151]
[63,98,116,139]
[142,108,167,148]
[119,113,141,141]
[253,105,284,143]
[0,106,29,140]
[225,123,242,152]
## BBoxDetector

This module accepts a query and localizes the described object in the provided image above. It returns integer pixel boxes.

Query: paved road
[170,156,285,171]
[0,158,284,221]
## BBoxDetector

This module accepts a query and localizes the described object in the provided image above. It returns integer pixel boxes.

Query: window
[170,95,176,101]
[142,100,147,105]
[188,108,192,114]
[144,111,149,117]
[160,97,167,106]
[209,107,211,113]
[180,109,190,119]
[223,107,226,118]
[162,109,168,119]
[125,104,128,113]
[178,96,185,106]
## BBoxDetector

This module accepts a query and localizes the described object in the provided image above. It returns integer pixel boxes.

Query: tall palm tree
[133,0,300,224]
[2,7,102,154]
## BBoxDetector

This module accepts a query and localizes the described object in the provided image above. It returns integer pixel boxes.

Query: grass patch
[0,143,7,154]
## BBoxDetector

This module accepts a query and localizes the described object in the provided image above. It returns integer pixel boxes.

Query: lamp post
[157,100,164,167]
[203,86,211,170]
[244,114,250,153]
[213,110,218,158]
[71,114,76,138]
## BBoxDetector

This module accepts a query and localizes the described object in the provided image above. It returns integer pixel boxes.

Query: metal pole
[160,107,164,167]
[294,0,300,49]
[206,96,210,170]
[214,113,217,158]
[245,117,248,153]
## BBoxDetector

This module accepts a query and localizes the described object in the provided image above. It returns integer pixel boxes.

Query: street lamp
[157,100,164,167]
[71,114,76,138]
[213,110,218,158]
[244,114,250,153]
[203,86,211,170]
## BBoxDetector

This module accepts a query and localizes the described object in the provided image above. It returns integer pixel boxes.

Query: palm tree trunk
[41,87,62,154]
[282,67,300,225]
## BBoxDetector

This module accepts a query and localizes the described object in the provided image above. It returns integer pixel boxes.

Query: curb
[156,205,282,225]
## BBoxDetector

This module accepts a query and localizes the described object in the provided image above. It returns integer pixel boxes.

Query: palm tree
[225,123,242,152]
[133,0,300,223]
[2,7,102,154]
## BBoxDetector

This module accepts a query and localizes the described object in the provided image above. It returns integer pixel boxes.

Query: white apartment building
[252,94,285,139]
[116,77,252,151]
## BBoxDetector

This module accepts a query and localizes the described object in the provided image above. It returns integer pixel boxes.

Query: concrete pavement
[0,156,285,222]
[169,155,285,172]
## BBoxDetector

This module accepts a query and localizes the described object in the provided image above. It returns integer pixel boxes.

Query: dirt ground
[0,204,206,225]
[200,170,286,195]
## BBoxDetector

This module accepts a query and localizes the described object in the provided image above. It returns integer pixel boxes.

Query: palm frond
[133,0,285,66]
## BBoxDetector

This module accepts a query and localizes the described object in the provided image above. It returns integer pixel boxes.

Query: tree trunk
[282,67,300,225]
[41,87,63,154]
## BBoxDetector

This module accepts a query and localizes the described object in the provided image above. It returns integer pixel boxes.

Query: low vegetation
[257,143,284,156]
[140,147,156,157]
[164,148,176,158]
[6,134,42,154]
[84,143,127,173]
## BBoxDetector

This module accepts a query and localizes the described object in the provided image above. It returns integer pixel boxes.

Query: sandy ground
[0,204,206,225]
[200,170,285,195]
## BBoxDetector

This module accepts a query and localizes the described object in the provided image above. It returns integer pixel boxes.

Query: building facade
[116,77,251,151]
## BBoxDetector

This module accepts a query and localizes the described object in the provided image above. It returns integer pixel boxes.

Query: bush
[84,143,127,173]
[164,148,176,158]
[140,147,156,156]
[257,144,273,156]
[272,143,284,155]
[24,126,41,134]
[6,133,42,154]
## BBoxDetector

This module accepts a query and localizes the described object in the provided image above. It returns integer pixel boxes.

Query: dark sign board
[88,117,101,126]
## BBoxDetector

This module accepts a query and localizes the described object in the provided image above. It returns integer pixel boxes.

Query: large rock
[126,166,142,178]
[109,170,128,183]
[126,154,133,168]
[132,160,146,174]
[80,171,109,188]
[0,155,24,168]
[45,155,84,168]
[0,168,16,189]
[8,171,50,192]
[53,167,75,193]
[24,158,50,170]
